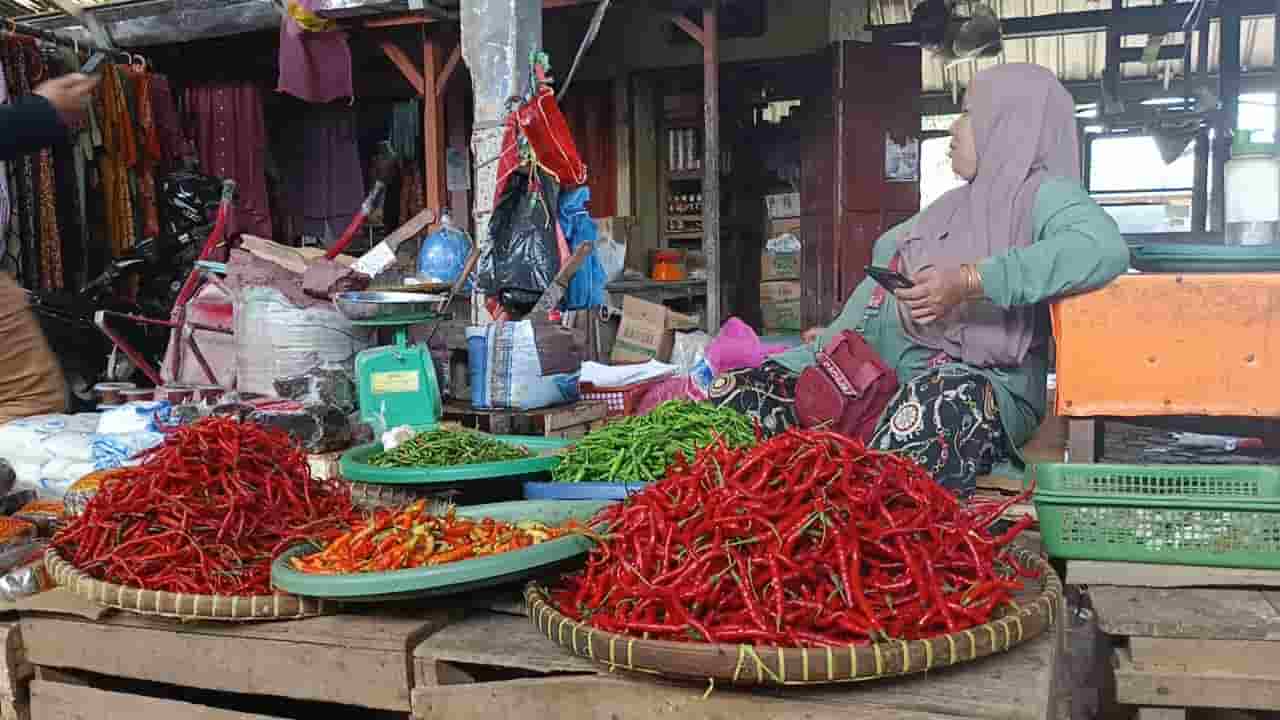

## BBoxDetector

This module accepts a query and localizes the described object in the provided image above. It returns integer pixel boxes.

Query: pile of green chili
[551,400,755,484]
[368,429,531,468]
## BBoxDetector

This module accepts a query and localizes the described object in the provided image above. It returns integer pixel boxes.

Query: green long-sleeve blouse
[772,177,1130,462]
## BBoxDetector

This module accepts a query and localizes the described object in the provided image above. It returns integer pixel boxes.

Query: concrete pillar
[461,0,542,321]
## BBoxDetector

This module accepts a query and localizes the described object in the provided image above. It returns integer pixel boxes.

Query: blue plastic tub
[522,481,647,501]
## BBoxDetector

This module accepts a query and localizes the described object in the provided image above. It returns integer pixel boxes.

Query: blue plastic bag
[557,186,607,310]
[416,216,472,288]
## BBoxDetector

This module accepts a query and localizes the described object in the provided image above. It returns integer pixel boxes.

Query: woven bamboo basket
[46,548,335,621]
[524,546,1062,686]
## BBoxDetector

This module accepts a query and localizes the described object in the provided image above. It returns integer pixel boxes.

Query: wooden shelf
[665,231,704,240]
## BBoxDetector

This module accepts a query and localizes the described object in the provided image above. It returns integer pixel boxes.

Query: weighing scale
[351,311,444,432]
[334,291,570,486]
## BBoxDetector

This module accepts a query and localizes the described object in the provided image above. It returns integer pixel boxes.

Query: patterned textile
[707,360,799,438]
[710,361,1010,497]
[869,366,1009,499]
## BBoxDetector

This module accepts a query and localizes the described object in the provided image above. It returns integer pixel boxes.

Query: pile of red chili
[550,428,1036,647]
[53,417,359,596]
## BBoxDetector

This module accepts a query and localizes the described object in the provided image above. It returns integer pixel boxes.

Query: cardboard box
[761,252,801,282]
[611,296,699,364]
[760,281,802,332]
[769,217,801,237]
[765,193,801,219]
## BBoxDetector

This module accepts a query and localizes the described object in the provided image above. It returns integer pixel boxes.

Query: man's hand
[34,73,100,127]
[895,266,974,326]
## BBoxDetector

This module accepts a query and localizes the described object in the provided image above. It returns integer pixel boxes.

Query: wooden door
[799,42,921,327]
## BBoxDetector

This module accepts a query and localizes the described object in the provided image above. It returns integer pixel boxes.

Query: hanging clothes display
[277,0,354,104]
[150,74,187,169]
[98,65,139,259]
[278,105,364,241]
[185,83,273,239]
[389,99,423,222]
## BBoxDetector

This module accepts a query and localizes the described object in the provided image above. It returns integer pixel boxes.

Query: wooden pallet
[442,401,608,440]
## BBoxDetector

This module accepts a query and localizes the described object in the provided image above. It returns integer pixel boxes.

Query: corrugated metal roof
[872,0,1275,94]
[0,0,116,18]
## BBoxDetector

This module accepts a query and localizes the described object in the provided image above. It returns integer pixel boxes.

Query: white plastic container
[1225,131,1279,246]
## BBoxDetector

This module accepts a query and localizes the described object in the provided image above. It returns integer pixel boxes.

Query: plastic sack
[235,285,373,396]
[91,432,165,471]
[469,320,582,411]
[43,432,94,463]
[416,215,473,288]
[670,331,713,375]
[477,169,562,311]
[98,402,171,435]
[273,362,359,415]
[0,414,97,465]
[558,187,607,310]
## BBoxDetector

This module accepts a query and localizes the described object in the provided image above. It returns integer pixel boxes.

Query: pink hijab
[897,63,1079,367]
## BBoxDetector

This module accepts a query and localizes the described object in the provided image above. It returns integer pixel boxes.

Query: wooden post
[701,2,720,333]
[423,35,447,215]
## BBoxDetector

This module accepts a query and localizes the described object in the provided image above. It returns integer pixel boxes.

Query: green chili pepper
[368,429,530,469]
[551,401,754,484]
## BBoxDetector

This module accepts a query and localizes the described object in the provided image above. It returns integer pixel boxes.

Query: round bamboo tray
[46,548,335,621]
[524,546,1061,686]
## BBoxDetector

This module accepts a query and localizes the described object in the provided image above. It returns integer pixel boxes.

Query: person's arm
[0,96,68,163]
[976,179,1130,308]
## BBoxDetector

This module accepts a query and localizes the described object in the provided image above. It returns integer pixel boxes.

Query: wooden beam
[436,41,463,99]
[380,40,425,96]
[363,14,434,28]
[423,35,447,213]
[668,12,705,47]
[702,3,720,332]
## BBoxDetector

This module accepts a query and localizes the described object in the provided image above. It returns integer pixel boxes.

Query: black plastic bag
[477,168,561,312]
[159,170,224,245]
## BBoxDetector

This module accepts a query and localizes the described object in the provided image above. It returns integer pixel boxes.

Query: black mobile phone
[864,265,914,291]
[79,52,107,76]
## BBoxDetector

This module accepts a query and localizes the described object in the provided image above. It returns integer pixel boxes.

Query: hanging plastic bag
[416,212,474,288]
[558,186,607,310]
[477,169,563,312]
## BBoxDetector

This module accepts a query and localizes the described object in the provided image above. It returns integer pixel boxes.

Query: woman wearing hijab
[710,63,1129,497]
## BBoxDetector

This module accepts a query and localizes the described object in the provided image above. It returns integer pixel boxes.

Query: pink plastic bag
[705,318,787,374]
[634,376,705,416]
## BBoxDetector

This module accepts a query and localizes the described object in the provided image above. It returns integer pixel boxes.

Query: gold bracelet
[962,264,983,299]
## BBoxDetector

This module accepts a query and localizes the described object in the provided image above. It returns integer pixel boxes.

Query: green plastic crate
[1032,463,1280,569]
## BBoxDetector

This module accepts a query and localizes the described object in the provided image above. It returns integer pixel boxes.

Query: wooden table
[411,608,1065,720]
[1091,584,1280,718]
[16,592,457,717]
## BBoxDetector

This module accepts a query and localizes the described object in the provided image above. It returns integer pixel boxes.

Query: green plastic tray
[1130,243,1280,273]
[340,435,568,485]
[1032,463,1280,569]
[271,499,610,600]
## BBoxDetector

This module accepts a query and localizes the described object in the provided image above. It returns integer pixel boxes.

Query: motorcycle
[27,171,227,410]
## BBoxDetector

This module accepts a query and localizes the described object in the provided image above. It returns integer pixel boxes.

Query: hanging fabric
[277,0,355,104]
[185,83,273,239]
[99,65,138,258]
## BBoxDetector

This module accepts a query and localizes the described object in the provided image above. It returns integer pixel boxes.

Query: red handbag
[794,330,899,443]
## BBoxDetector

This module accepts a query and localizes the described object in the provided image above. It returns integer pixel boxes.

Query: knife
[529,242,594,317]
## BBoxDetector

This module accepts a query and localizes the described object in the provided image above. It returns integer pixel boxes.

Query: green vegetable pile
[552,401,755,484]
[368,429,531,469]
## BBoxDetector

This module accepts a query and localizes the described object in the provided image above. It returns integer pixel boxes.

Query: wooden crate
[441,401,607,440]
[19,606,457,712]
[29,680,285,720]
[410,610,1064,720]
[1051,274,1280,418]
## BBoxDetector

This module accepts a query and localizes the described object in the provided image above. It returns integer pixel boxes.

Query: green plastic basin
[271,499,611,600]
[340,435,569,485]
